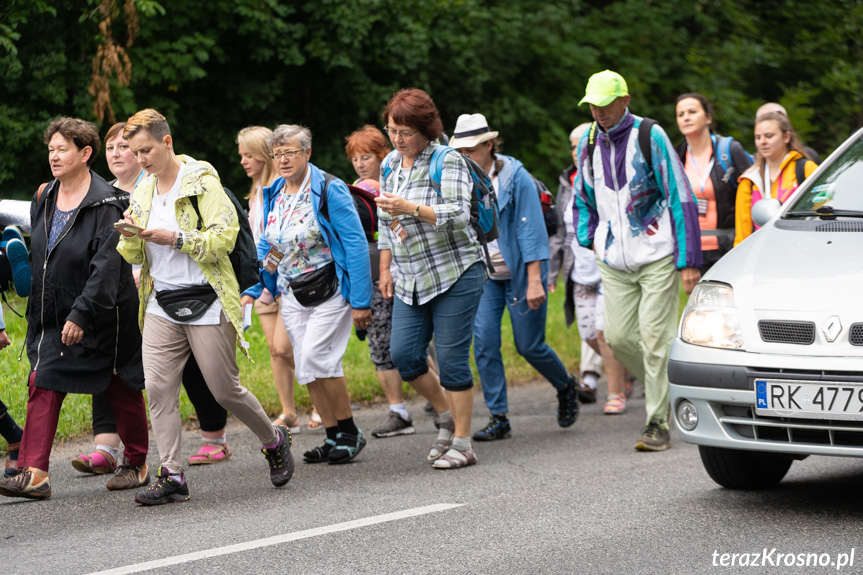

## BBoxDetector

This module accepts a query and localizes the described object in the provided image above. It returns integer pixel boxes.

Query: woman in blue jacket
[450,114,580,441]
[242,124,373,465]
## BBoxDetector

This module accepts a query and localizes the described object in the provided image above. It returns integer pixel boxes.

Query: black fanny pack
[289,262,338,307]
[155,285,218,322]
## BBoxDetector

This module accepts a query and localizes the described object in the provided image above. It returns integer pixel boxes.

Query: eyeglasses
[271,148,304,161]
[384,127,419,140]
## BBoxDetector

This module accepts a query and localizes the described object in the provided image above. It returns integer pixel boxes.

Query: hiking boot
[635,420,671,452]
[134,466,190,505]
[372,411,416,438]
[107,463,150,491]
[472,416,511,441]
[557,378,580,428]
[4,237,31,297]
[0,467,51,499]
[262,425,294,487]
[328,429,366,465]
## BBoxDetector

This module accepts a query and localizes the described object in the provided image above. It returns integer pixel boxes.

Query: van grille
[850,323,863,346]
[816,221,863,232]
[758,320,816,345]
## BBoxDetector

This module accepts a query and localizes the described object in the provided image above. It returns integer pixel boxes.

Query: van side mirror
[752,198,782,227]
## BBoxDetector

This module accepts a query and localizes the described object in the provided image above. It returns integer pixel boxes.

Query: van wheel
[698,446,793,489]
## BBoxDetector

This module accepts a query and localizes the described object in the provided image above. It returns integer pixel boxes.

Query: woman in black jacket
[675,93,753,273]
[0,117,149,500]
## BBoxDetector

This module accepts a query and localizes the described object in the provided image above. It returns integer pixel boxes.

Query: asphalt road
[3,379,863,575]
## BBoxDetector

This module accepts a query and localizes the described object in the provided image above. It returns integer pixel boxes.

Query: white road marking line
[84,503,464,575]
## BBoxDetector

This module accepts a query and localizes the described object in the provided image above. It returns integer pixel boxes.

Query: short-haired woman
[375,88,487,469]
[238,126,299,434]
[734,111,818,245]
[73,123,234,476]
[117,109,293,505]
[242,124,373,465]
[0,117,149,500]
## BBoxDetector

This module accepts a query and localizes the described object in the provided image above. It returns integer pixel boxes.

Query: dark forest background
[3,0,862,199]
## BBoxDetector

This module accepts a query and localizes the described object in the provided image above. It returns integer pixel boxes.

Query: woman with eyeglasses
[375,88,486,469]
[241,124,373,465]
[117,109,294,505]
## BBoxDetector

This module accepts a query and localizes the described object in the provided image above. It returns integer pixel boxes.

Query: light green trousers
[597,256,679,425]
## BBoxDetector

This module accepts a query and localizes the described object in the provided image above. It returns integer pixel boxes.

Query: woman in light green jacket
[116,108,294,506]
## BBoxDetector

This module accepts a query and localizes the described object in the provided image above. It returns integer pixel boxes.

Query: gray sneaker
[107,463,150,491]
[635,420,671,452]
[372,411,416,438]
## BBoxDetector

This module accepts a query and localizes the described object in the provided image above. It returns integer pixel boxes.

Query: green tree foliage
[2,0,862,199]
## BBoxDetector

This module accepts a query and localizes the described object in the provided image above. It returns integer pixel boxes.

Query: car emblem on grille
[822,316,842,342]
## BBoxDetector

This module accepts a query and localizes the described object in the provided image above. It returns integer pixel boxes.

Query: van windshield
[786,136,863,216]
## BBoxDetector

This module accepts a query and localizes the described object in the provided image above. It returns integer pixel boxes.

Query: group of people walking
[0,70,819,503]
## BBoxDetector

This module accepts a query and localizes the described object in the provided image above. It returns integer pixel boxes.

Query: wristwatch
[411,204,421,218]
[174,232,184,251]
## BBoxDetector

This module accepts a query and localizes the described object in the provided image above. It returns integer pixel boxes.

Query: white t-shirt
[485,163,511,281]
[144,162,224,325]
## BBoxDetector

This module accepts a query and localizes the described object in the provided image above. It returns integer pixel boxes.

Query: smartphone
[114,222,145,235]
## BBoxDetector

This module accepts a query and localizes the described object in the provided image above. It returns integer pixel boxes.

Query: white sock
[451,436,471,452]
[169,474,184,484]
[389,403,410,421]
[95,444,119,460]
[204,434,226,445]
[582,372,598,390]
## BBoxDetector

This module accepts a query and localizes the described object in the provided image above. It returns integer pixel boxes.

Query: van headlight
[681,282,744,349]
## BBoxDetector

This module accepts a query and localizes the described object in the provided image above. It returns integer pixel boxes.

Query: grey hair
[270,124,312,151]
[570,123,591,142]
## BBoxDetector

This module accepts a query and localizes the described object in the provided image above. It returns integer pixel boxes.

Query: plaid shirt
[378,142,483,305]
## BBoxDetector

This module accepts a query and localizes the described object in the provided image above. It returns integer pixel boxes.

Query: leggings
[92,352,227,435]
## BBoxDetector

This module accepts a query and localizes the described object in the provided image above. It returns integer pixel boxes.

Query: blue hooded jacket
[494,154,550,309]
[242,163,373,309]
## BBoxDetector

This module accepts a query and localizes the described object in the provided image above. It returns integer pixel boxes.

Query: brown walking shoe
[0,467,51,499]
[106,463,150,490]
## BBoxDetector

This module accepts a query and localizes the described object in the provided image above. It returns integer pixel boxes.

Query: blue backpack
[383,145,500,273]
[713,134,754,184]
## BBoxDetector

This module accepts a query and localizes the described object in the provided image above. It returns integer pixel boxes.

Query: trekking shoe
[1,225,24,246]
[0,467,51,499]
[432,447,477,470]
[372,411,416,438]
[2,238,31,297]
[472,416,512,441]
[424,401,435,414]
[303,438,336,463]
[557,379,580,428]
[71,448,116,475]
[635,420,671,452]
[261,425,294,487]
[134,466,190,505]
[107,463,150,491]
[328,429,366,465]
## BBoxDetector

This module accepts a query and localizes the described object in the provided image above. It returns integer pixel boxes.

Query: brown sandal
[188,442,233,465]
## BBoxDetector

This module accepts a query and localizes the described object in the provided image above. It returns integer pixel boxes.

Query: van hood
[705,224,863,313]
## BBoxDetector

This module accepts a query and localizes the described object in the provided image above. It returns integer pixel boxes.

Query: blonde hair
[123,108,170,141]
[237,126,277,200]
[753,111,810,180]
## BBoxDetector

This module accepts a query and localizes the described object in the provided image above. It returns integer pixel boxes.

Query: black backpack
[319,173,379,243]
[531,174,558,236]
[190,186,260,291]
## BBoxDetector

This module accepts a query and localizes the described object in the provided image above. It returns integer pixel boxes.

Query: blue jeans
[473,278,570,415]
[390,262,486,391]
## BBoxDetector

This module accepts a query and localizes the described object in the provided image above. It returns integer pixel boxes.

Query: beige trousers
[142,313,277,473]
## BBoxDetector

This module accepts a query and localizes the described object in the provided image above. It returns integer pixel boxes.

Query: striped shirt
[378,142,483,305]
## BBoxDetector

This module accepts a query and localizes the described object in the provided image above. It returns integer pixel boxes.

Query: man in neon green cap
[573,70,702,452]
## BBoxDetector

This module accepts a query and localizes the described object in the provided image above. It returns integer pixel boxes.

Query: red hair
[381,88,444,142]
[345,125,390,161]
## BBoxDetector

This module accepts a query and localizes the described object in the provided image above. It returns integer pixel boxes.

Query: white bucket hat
[448,114,499,149]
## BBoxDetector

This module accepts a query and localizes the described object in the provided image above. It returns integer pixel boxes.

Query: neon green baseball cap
[579,70,629,107]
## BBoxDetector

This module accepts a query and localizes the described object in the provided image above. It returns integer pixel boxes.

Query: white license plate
[755,379,863,421]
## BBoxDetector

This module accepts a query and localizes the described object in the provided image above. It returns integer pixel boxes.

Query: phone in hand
[114,222,145,235]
